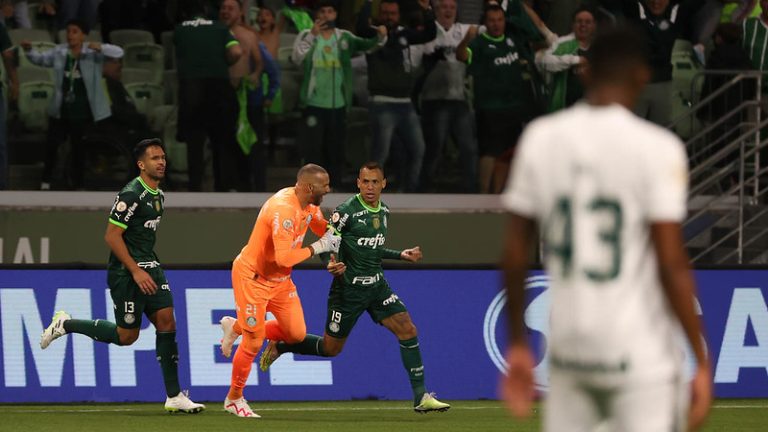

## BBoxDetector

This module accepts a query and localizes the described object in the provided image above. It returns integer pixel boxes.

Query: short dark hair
[481,4,504,24]
[359,161,384,177]
[65,18,90,35]
[315,0,337,11]
[259,5,275,18]
[589,26,649,82]
[133,138,164,161]
[572,6,596,22]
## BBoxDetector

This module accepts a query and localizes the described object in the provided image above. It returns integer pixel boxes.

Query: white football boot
[40,311,71,349]
[165,390,205,413]
[224,397,261,418]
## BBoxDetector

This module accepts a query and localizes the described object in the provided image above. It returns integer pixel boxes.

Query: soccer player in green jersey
[40,139,205,414]
[259,162,451,413]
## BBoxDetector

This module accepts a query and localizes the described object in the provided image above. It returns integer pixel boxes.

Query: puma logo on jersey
[357,219,367,225]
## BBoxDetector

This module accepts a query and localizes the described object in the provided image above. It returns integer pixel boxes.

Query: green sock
[399,336,426,406]
[63,319,121,345]
[156,332,181,397]
[277,334,326,356]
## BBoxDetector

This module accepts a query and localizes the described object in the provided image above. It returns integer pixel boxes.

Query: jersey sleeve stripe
[108,218,128,229]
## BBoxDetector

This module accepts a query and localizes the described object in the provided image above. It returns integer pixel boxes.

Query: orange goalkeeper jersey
[237,187,328,283]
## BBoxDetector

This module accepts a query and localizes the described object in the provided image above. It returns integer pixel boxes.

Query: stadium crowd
[0,0,764,193]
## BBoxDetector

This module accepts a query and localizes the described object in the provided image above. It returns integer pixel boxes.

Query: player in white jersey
[499,27,712,432]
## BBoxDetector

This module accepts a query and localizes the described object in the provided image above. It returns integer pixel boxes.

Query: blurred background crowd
[0,0,763,193]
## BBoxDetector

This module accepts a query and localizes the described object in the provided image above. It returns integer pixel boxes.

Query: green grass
[0,399,765,432]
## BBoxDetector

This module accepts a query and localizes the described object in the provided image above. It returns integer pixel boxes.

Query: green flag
[236,80,257,155]
[282,6,313,32]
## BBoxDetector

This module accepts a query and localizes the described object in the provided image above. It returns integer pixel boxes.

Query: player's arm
[272,206,338,267]
[105,223,157,295]
[651,222,712,430]
[309,206,329,237]
[646,139,711,430]
[499,212,537,419]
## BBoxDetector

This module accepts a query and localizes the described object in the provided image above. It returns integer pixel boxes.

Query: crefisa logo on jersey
[483,275,551,390]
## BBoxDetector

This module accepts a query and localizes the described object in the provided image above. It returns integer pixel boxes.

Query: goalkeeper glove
[310,230,340,255]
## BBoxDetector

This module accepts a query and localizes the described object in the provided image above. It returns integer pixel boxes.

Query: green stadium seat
[279,32,297,48]
[18,65,53,84]
[277,46,295,70]
[671,39,703,138]
[18,81,54,130]
[109,29,154,47]
[148,105,186,173]
[277,69,302,114]
[345,106,370,169]
[123,43,164,84]
[9,28,53,45]
[121,67,153,85]
[124,82,164,117]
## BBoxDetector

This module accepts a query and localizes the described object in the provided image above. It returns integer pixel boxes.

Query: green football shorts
[108,267,174,329]
[324,278,407,338]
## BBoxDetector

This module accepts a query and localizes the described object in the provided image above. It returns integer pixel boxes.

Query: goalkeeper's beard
[309,191,324,206]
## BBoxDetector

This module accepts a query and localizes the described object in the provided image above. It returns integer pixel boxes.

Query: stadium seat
[345,106,370,169]
[80,132,135,190]
[121,67,153,85]
[671,39,703,138]
[163,69,177,105]
[18,65,53,84]
[57,29,102,43]
[109,29,154,47]
[160,31,175,70]
[277,46,295,70]
[147,105,187,173]
[277,69,302,114]
[124,82,164,117]
[18,81,54,130]
[279,32,297,48]
[123,43,164,84]
[9,28,53,45]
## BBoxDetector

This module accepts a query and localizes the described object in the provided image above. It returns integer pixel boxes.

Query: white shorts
[544,369,689,432]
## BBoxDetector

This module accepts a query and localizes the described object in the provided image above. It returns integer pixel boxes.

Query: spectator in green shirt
[292,0,385,190]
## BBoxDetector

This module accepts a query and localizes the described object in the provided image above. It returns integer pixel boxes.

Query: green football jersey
[467,32,525,111]
[107,177,164,273]
[329,194,402,286]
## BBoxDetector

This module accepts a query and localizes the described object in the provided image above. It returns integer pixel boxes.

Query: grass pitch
[0,399,765,432]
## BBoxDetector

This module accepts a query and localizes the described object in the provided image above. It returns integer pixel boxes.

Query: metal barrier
[673,70,768,263]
